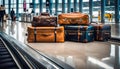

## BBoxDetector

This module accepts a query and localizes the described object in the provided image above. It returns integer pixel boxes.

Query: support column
[49,0,52,15]
[55,0,58,15]
[115,0,119,23]
[39,0,43,13]
[16,0,19,20]
[74,0,77,12]
[101,0,106,23]
[67,0,71,13]
[3,0,5,5]
[32,0,35,13]
[89,0,93,22]
[8,0,11,14]
[62,0,65,13]
[79,0,83,12]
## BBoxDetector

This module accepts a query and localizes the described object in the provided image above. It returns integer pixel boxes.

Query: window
[83,0,89,14]
[104,0,115,23]
[92,0,101,22]
[0,0,3,5]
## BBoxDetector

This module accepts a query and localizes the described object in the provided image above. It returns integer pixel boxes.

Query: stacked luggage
[27,12,64,43]
[27,12,111,43]
[58,12,111,42]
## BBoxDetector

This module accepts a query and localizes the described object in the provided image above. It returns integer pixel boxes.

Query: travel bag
[32,16,57,27]
[58,12,89,25]
[90,23,111,41]
[32,12,57,27]
[27,26,64,42]
[64,25,94,42]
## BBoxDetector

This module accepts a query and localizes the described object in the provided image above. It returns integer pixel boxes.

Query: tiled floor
[0,20,120,69]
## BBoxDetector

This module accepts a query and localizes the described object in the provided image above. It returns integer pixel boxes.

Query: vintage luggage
[64,25,94,42]
[27,26,64,42]
[58,12,89,25]
[90,23,111,41]
[32,16,57,27]
[40,12,50,16]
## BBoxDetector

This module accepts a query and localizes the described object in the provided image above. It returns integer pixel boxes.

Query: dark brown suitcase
[32,16,57,27]
[40,12,50,16]
[27,26,64,42]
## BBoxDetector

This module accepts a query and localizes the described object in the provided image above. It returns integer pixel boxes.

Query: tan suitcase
[58,12,89,25]
[27,26,64,42]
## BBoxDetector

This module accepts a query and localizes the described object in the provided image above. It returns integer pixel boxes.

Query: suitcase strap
[78,26,80,42]
[34,27,57,42]
[54,27,57,42]
[34,27,36,42]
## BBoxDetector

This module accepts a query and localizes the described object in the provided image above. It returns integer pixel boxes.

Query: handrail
[0,32,74,69]
[8,40,34,69]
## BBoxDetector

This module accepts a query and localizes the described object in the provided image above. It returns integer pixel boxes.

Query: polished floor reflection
[0,20,120,69]
[28,42,120,69]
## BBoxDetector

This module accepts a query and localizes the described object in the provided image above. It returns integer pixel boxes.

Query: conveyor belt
[0,38,19,69]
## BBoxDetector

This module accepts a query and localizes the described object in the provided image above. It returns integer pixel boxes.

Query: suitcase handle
[90,22,102,24]
[40,34,52,37]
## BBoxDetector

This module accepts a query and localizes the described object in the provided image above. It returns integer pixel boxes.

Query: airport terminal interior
[0,0,120,69]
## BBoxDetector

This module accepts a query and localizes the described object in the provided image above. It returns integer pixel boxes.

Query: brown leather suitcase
[32,16,57,27]
[27,26,64,42]
[58,12,89,25]
[32,12,57,27]
[40,12,50,16]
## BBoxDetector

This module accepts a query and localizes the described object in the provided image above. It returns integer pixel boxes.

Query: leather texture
[40,12,50,16]
[27,26,64,42]
[32,12,57,27]
[58,12,89,25]
[90,23,111,41]
[65,25,94,42]
[32,16,57,27]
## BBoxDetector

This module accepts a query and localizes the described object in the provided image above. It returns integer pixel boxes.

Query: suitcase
[65,25,94,42]
[58,12,89,25]
[27,26,64,42]
[90,23,111,41]
[32,16,57,27]
[40,12,50,16]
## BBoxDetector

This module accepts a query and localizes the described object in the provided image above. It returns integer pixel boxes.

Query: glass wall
[76,0,79,12]
[58,0,62,14]
[92,0,101,22]
[64,0,67,13]
[19,0,32,13]
[42,0,46,12]
[35,0,39,14]
[1,0,119,23]
[83,0,89,14]
[0,0,3,5]
[4,0,9,14]
[105,0,115,23]
[11,0,16,13]
[51,0,55,15]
